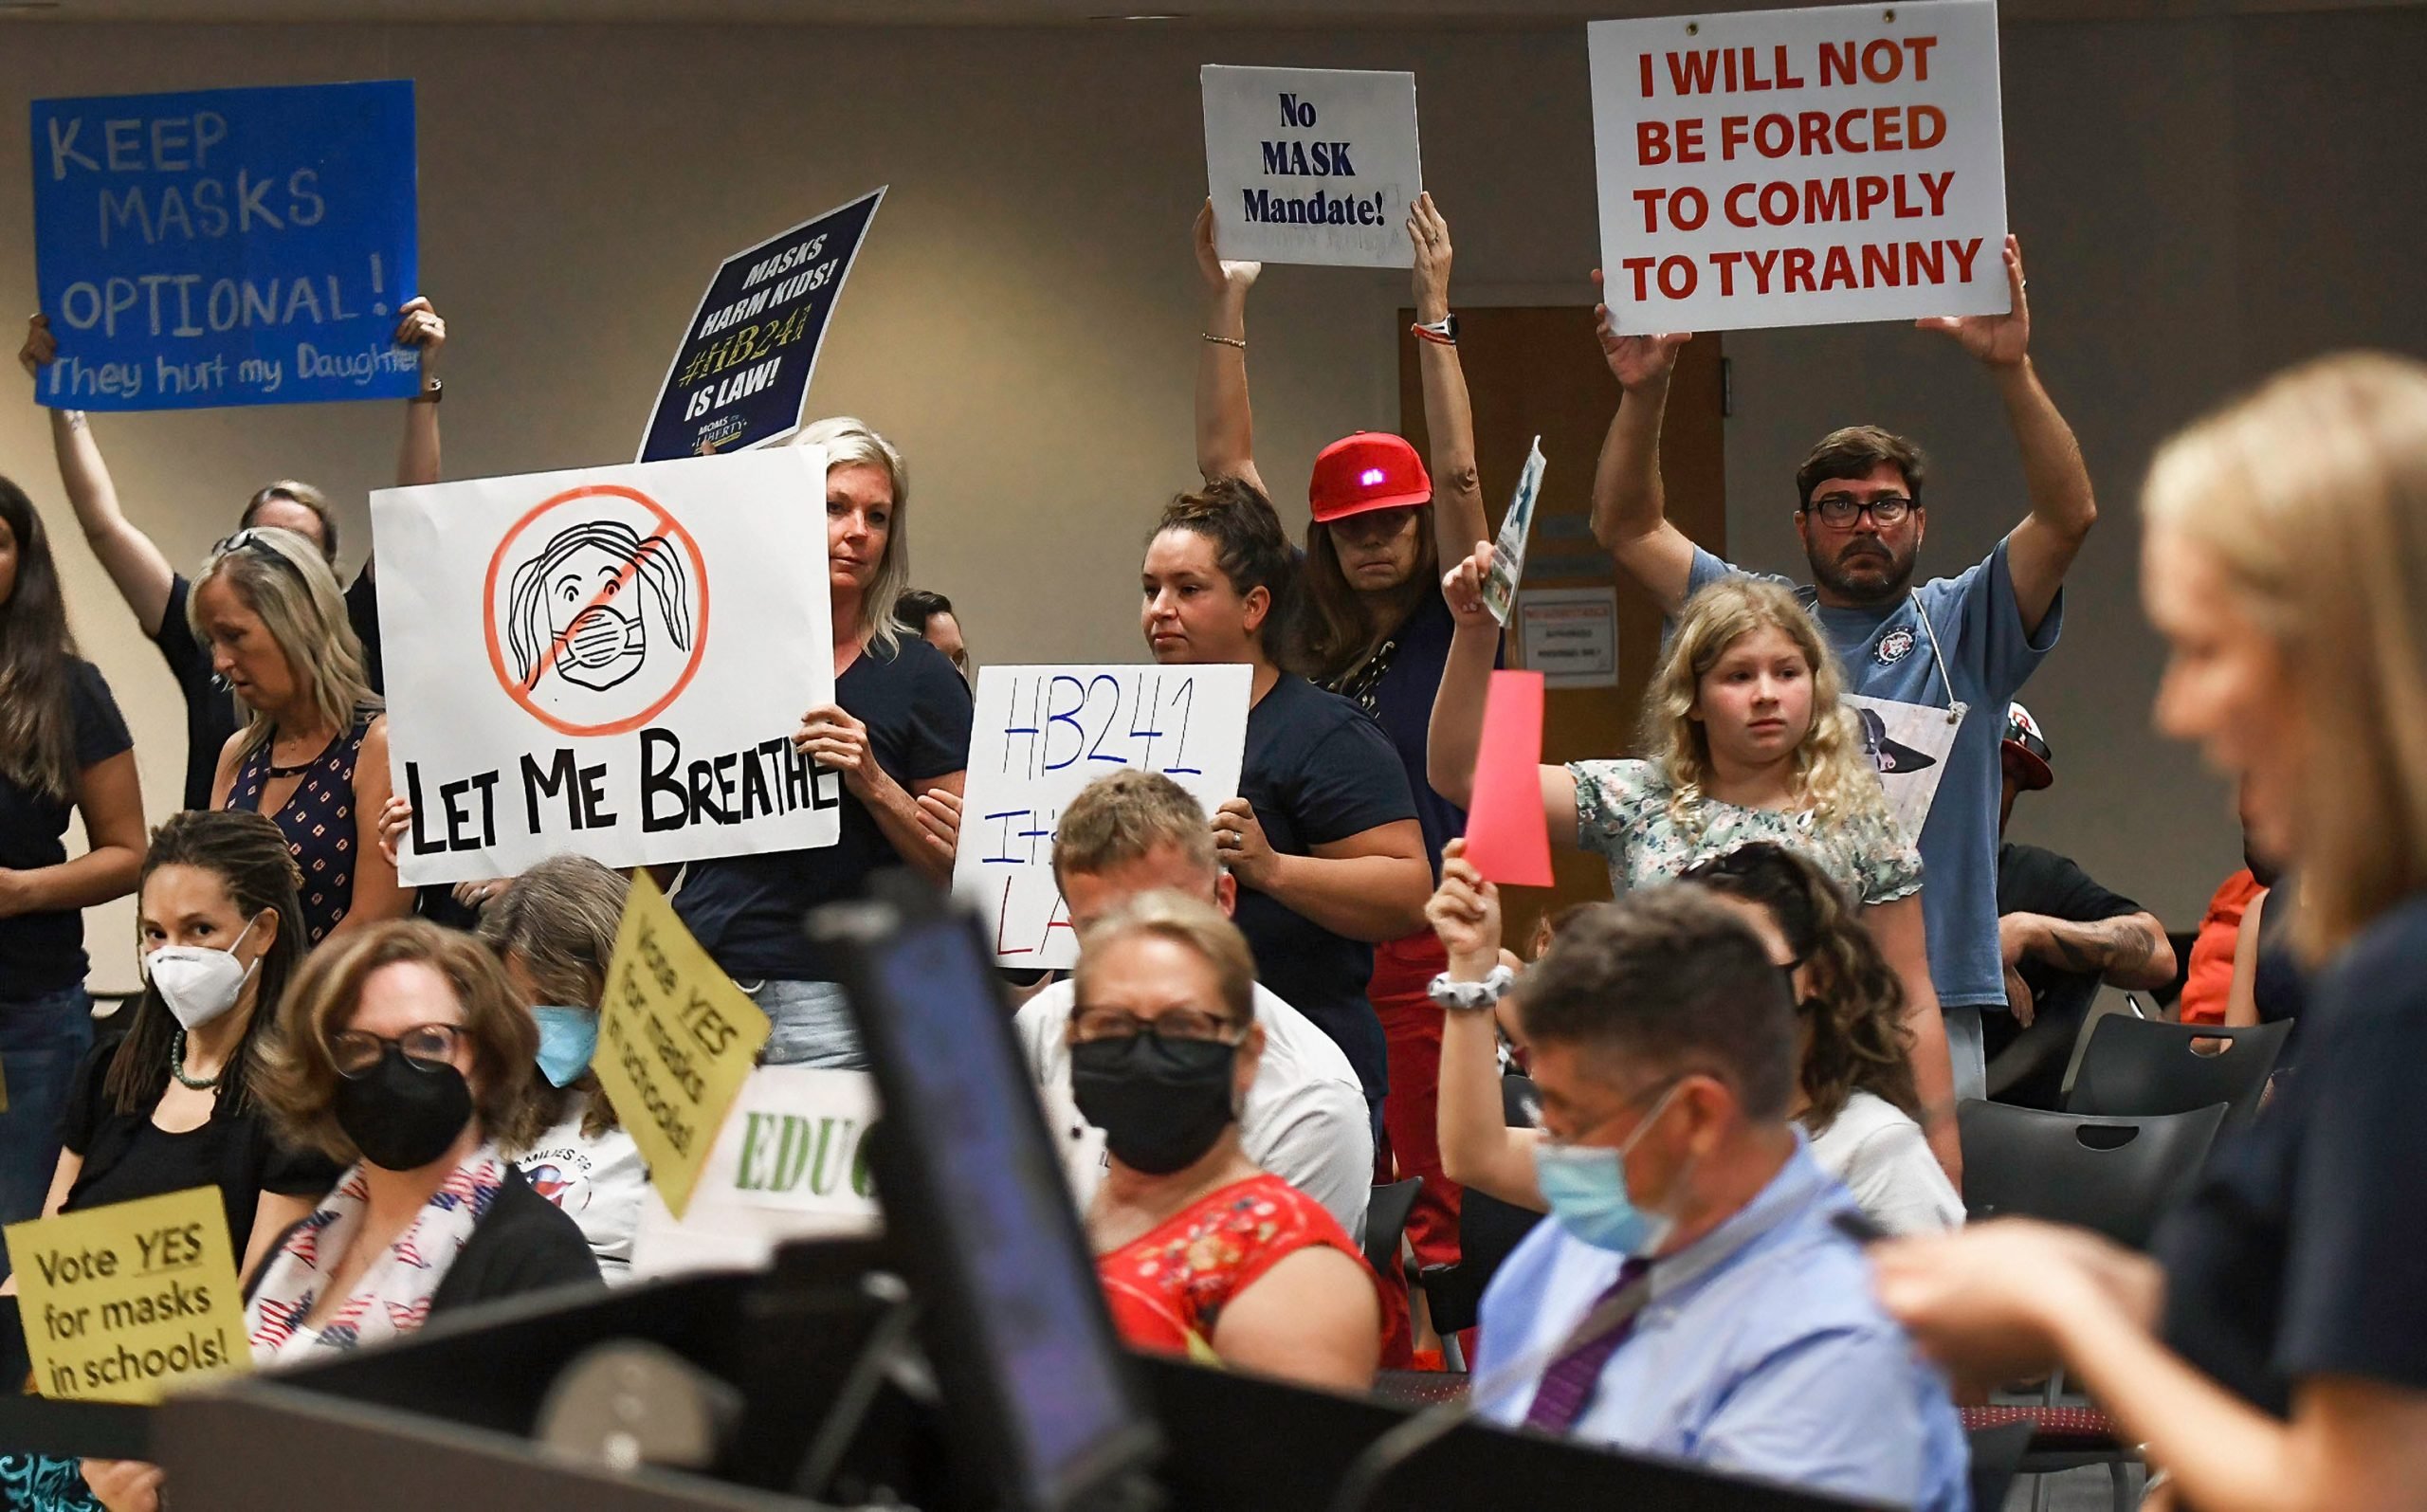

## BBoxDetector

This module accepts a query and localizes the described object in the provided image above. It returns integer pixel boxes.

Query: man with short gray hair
[1474,886,1967,1511]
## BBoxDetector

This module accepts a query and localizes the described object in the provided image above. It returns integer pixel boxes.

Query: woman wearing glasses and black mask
[76,920,593,1512]
[1074,891,1390,1392]
[243,920,595,1342]
[192,526,409,945]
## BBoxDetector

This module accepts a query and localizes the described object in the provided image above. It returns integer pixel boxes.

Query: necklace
[169,1029,222,1091]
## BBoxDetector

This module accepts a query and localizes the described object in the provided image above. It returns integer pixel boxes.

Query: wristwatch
[410,377,444,405]
[1411,314,1459,346]
[1428,963,1515,1013]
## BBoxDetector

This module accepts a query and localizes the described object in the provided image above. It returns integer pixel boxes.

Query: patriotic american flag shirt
[245,1147,507,1365]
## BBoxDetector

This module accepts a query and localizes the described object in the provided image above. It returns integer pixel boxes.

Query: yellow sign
[595,870,773,1218]
[5,1186,249,1405]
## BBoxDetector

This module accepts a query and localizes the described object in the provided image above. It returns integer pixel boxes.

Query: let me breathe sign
[373,447,840,884]
[1202,65,1421,268]
[1588,0,2007,332]
[29,80,420,410]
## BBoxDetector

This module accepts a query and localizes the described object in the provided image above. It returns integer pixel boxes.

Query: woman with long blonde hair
[1430,559,1954,1166]
[196,526,408,945]
[1877,354,2427,1511]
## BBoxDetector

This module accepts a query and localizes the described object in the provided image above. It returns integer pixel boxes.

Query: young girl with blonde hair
[1430,554,1955,1170]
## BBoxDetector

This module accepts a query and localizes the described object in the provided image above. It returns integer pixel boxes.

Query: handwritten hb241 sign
[5,1186,248,1404]
[1587,0,2006,333]
[594,872,773,1220]
[29,80,419,411]
[637,188,885,463]
[954,665,1253,969]
[1201,65,1421,269]
[372,446,840,885]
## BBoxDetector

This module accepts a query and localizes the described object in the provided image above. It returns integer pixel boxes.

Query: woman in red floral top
[1070,891,1387,1391]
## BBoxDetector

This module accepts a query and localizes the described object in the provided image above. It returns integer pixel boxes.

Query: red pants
[1369,931,1463,1273]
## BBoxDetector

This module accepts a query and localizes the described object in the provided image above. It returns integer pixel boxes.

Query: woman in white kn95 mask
[1,810,338,1512]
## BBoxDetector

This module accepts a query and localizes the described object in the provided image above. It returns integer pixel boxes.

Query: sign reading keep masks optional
[373,446,839,884]
[29,80,419,411]
[1201,65,1422,268]
[1587,0,2008,333]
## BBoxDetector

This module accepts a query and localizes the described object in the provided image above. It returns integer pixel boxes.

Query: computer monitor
[806,883,1160,1512]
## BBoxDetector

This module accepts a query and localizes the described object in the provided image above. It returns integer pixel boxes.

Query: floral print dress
[1567,758,1923,907]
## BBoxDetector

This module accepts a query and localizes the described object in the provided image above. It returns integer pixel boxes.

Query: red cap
[1309,432,1432,523]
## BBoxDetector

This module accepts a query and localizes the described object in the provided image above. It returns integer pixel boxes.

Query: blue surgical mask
[1534,1084,1687,1256]
[531,1007,600,1088]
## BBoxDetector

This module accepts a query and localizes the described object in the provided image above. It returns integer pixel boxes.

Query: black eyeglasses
[1805,493,1915,528]
[330,1024,465,1077]
[1069,1005,1246,1045]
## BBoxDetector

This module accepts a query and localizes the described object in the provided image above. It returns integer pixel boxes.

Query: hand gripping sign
[374,446,839,884]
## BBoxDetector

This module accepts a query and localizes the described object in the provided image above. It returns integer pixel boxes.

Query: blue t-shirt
[675,636,974,980]
[1687,539,2060,1009]
[1234,673,1419,1101]
[1326,592,1471,877]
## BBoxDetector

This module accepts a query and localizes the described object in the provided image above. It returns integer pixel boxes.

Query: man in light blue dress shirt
[1471,886,1969,1511]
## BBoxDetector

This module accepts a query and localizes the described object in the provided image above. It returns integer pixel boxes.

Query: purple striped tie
[1522,1259,1651,1434]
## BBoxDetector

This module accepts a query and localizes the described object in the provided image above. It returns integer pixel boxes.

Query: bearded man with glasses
[1581,235,2096,1134]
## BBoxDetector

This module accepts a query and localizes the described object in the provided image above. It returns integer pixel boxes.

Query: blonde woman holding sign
[671,418,973,1069]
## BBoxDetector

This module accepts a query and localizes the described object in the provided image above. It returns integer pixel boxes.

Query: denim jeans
[0,985,95,1282]
[739,978,864,1069]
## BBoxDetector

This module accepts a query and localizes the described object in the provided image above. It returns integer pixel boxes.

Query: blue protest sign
[637,187,885,463]
[29,80,418,412]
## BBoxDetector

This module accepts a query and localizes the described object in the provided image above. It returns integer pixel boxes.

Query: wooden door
[1399,312,1726,947]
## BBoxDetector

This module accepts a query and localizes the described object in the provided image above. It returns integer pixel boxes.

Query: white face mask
[143,915,263,1031]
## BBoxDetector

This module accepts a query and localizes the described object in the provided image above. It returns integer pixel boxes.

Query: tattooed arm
[1999,910,2178,993]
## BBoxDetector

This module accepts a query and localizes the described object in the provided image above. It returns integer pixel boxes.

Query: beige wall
[4,13,2421,988]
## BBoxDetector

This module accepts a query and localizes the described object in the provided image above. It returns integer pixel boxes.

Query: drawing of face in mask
[506,520,695,695]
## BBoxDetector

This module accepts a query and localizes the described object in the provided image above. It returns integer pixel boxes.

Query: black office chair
[1960,1100,2228,1512]
[1960,1100,2225,1248]
[1416,1075,1546,1339]
[1363,1178,1422,1282]
[2065,1015,2291,1134]
[1962,1418,2034,1512]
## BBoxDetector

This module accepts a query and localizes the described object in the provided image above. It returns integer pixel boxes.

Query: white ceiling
[6,0,2423,23]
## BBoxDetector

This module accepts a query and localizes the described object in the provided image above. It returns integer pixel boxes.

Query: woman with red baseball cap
[1192,191,1491,1297]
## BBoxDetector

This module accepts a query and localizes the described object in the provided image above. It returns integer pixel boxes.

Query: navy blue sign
[29,80,419,412]
[637,187,885,463]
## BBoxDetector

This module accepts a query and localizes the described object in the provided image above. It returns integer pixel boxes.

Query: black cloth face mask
[333,1044,476,1172]
[1068,1031,1240,1175]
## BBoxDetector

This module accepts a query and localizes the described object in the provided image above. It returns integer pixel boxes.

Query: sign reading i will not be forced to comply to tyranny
[1588,0,2007,333]
[594,872,772,1221]
[373,446,839,886]
[954,665,1253,970]
[30,80,420,411]
[636,187,885,462]
[1202,65,1422,268]
[6,1186,248,1405]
